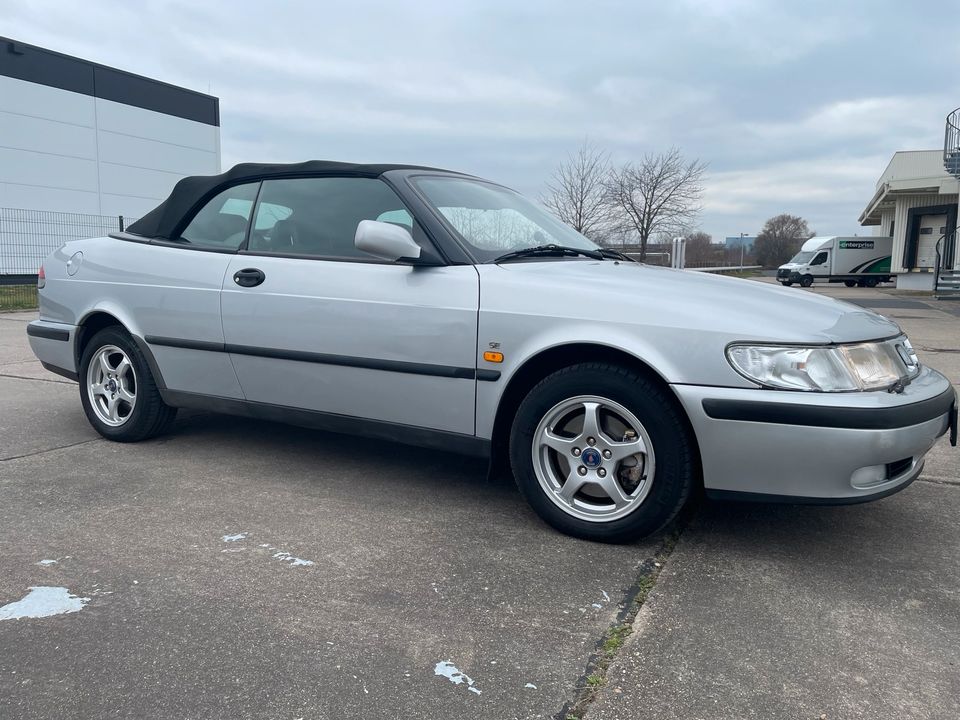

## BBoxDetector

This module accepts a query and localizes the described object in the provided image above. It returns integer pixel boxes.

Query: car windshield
[789,251,816,264]
[413,176,600,261]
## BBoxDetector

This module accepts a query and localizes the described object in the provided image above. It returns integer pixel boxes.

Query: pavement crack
[554,508,693,720]
[0,372,72,385]
[1,438,102,462]
[917,476,960,487]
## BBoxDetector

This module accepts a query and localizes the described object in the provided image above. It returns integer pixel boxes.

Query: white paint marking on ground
[525,683,538,689]
[0,587,89,620]
[271,551,315,567]
[36,559,58,566]
[222,532,248,542]
[434,661,481,695]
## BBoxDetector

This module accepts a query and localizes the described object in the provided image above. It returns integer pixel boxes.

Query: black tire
[508,363,696,543]
[864,277,879,288]
[780,281,793,287]
[78,327,176,442]
[800,275,814,288]
[844,280,857,287]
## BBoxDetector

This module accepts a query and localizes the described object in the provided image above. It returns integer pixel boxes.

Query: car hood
[481,260,900,344]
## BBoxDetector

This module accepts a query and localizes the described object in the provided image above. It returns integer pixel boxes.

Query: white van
[777,236,894,288]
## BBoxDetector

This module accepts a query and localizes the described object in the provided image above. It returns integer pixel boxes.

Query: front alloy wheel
[509,363,695,543]
[533,395,655,523]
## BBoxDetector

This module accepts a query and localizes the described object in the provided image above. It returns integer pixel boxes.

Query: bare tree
[753,214,814,268]
[683,230,717,267]
[541,142,613,241]
[605,148,706,261]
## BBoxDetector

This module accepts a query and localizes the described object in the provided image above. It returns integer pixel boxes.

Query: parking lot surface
[1,281,958,719]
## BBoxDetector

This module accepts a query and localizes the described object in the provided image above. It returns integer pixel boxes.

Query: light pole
[739,232,747,270]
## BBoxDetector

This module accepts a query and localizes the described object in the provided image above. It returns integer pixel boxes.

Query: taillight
[37,265,46,289]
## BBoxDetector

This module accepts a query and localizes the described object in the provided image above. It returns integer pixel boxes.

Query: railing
[944,107,960,176]
[0,208,132,310]
[934,229,957,289]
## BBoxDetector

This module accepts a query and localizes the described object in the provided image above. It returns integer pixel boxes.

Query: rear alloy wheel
[509,363,695,543]
[800,275,814,288]
[79,327,176,442]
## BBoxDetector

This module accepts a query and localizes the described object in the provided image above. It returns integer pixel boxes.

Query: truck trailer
[777,236,894,288]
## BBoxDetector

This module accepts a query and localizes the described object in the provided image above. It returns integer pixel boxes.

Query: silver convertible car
[27,161,957,542]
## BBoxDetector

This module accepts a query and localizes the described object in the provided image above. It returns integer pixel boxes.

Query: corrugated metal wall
[873,208,895,237]
[891,194,959,271]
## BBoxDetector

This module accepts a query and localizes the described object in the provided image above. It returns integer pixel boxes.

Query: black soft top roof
[127,160,450,239]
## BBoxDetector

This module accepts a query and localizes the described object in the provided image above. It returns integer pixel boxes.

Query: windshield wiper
[596,248,634,262]
[491,244,604,263]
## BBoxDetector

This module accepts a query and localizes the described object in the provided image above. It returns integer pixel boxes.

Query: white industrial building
[859,148,959,292]
[0,36,220,218]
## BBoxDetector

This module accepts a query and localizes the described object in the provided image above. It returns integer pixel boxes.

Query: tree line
[541,142,814,268]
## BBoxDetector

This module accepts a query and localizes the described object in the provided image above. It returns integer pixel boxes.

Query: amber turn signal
[483,351,504,363]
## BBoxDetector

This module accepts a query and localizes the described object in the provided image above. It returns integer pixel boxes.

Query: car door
[118,181,260,399]
[220,176,480,435]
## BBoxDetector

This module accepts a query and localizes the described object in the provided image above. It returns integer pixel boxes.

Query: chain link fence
[0,208,133,310]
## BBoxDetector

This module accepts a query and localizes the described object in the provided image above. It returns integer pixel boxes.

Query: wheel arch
[489,342,702,482]
[74,309,167,391]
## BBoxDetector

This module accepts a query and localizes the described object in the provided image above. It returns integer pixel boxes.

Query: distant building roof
[859,150,959,226]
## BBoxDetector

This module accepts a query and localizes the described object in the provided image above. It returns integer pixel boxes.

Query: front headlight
[726,340,915,392]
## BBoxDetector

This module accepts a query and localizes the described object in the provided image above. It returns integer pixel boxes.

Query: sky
[5,0,958,241]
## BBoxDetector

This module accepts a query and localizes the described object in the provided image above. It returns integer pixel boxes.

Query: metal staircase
[938,108,960,296]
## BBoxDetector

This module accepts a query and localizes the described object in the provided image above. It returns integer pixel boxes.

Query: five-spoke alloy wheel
[79,327,176,442]
[86,344,137,427]
[533,395,655,523]
[510,362,696,543]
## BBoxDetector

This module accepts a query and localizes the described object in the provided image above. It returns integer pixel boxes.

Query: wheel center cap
[581,448,603,468]
[107,379,118,393]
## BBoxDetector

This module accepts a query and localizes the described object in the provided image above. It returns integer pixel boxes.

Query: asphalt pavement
[0,280,957,720]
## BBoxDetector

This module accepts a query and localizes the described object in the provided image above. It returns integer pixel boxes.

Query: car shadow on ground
[164,408,512,490]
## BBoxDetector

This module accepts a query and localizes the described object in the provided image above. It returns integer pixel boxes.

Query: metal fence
[0,208,133,310]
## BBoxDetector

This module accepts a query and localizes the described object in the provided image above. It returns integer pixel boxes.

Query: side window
[811,251,828,265]
[179,183,259,249]
[247,177,416,260]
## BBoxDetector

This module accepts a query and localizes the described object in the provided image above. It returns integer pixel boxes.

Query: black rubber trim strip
[706,464,921,506]
[145,335,223,353]
[40,361,78,382]
[144,335,500,381]
[26,324,70,341]
[702,388,956,430]
[161,389,490,458]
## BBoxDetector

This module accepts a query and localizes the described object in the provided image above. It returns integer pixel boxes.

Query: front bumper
[672,366,956,502]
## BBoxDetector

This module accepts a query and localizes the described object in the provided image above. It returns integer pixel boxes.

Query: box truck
[777,236,894,288]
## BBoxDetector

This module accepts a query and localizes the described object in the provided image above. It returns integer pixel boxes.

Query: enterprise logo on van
[839,240,874,250]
